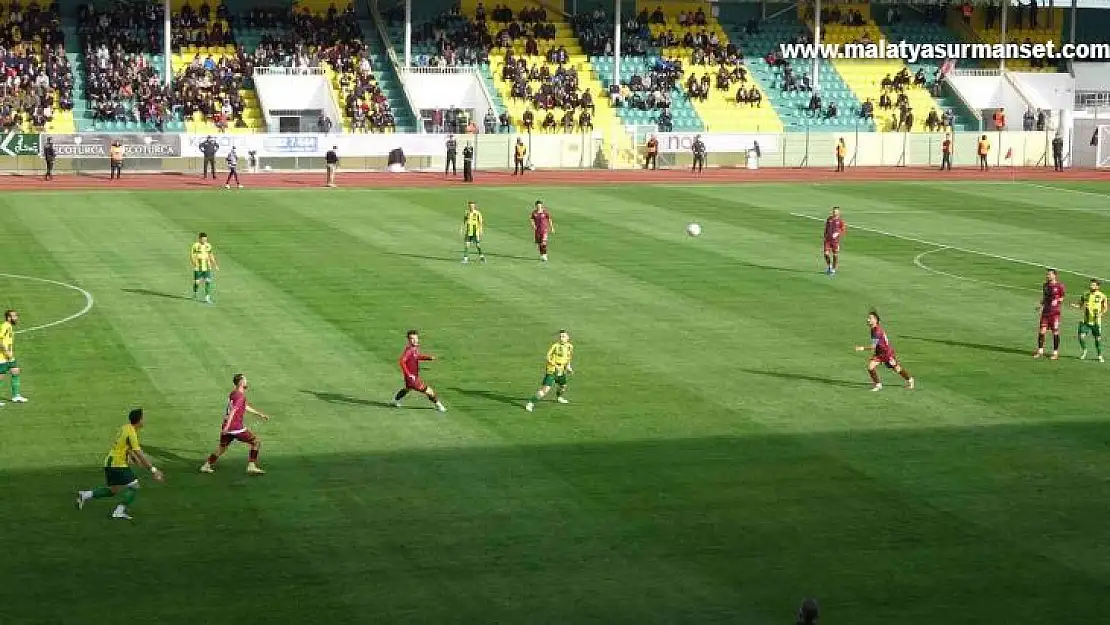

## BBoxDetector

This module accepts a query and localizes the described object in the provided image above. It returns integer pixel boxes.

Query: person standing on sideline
[325,145,339,187]
[109,140,123,180]
[977,134,990,171]
[445,134,458,176]
[940,133,953,170]
[462,142,474,182]
[199,135,219,179]
[1052,134,1064,171]
[691,134,706,173]
[835,137,847,172]
[645,135,659,170]
[225,147,242,189]
[513,138,527,175]
[42,138,56,180]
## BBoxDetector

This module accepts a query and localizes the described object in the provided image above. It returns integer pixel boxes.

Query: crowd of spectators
[0,1,73,131]
[572,8,650,57]
[79,2,176,128]
[171,2,233,48]
[383,6,491,68]
[500,50,594,134]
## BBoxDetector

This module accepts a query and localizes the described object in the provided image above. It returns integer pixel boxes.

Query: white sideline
[789,213,1105,281]
[0,273,95,334]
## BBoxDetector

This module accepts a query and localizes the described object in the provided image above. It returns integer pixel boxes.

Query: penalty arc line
[912,248,1038,292]
[789,213,1106,281]
[0,273,95,334]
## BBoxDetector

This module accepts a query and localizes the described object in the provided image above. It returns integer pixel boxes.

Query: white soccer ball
[686,223,702,237]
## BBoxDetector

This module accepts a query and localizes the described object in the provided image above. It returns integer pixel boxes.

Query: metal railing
[1076,90,1110,109]
[952,68,1002,77]
[255,66,326,76]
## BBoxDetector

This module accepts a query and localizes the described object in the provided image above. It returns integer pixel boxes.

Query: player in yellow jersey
[1073,278,1108,362]
[525,330,574,412]
[460,201,486,264]
[75,408,164,520]
[0,309,27,406]
[190,232,219,303]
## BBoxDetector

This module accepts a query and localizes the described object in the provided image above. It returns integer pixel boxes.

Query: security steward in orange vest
[109,141,124,180]
[835,138,847,172]
[977,134,990,171]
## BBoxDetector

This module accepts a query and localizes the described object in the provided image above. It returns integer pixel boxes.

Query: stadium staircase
[717,3,871,132]
[966,6,1065,72]
[641,0,782,133]
[805,3,948,132]
[458,0,637,166]
[879,16,979,131]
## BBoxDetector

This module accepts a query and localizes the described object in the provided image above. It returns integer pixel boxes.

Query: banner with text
[655,133,781,154]
[0,132,40,156]
[181,133,449,158]
[45,134,182,157]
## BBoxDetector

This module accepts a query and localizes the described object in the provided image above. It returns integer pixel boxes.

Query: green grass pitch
[1,180,1109,624]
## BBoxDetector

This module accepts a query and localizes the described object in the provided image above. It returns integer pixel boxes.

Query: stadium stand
[1,0,76,133]
[878,6,978,132]
[445,0,636,164]
[803,2,949,132]
[718,2,872,132]
[574,5,704,132]
[962,1,1064,72]
[639,0,783,133]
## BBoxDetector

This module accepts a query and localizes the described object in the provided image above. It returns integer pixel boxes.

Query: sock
[206,453,219,465]
[393,389,409,402]
[204,281,212,298]
[540,243,548,255]
[868,369,880,384]
[823,253,831,267]
[120,488,136,506]
[248,449,259,463]
[898,368,912,381]
[1037,334,1045,349]
[427,392,439,404]
[193,282,199,296]
[476,244,483,256]
[555,387,564,397]
[1078,333,1088,350]
[10,373,19,397]
[1097,338,1104,356]
[462,246,469,258]
[832,254,839,270]
[92,486,113,499]
[1053,333,1061,351]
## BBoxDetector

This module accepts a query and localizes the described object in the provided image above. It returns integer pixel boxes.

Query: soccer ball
[686,223,702,237]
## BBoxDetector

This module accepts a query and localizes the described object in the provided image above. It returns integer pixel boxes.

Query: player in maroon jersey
[200,373,271,475]
[1034,268,1066,359]
[393,330,447,412]
[823,207,846,275]
[855,311,915,391]
[530,200,555,262]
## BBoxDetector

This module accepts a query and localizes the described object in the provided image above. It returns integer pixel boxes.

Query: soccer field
[2,180,1109,624]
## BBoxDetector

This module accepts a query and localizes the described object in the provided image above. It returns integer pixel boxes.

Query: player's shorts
[104,466,138,486]
[0,360,17,374]
[535,231,549,245]
[219,430,257,447]
[1040,313,1061,331]
[823,238,840,253]
[542,372,568,387]
[404,375,428,392]
[1078,322,1103,337]
[193,270,213,282]
[870,355,898,369]
[465,234,480,244]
